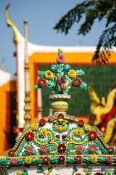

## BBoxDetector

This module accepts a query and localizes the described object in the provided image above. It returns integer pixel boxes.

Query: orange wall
[0,81,16,155]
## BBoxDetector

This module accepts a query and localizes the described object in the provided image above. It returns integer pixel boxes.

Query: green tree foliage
[54,0,116,64]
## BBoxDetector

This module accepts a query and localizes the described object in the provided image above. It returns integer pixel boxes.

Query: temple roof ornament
[5,4,18,44]
[0,50,116,174]
[34,49,87,95]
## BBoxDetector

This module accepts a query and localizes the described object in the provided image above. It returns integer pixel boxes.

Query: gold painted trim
[3,154,116,159]
[88,86,116,126]
[104,118,116,143]
[4,4,18,44]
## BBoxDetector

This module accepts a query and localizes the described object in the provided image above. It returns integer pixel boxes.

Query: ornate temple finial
[4,4,18,44]
[34,50,87,113]
[34,49,87,94]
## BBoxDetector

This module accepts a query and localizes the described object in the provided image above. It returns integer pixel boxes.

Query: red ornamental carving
[88,131,97,140]
[69,116,75,121]
[75,155,82,163]
[77,120,84,127]
[57,144,66,153]
[38,78,46,88]
[62,134,67,139]
[88,145,96,153]
[43,156,49,163]
[10,158,17,165]
[58,113,64,119]
[40,146,48,154]
[25,132,34,141]
[106,156,113,164]
[39,119,46,126]
[25,146,33,155]
[76,145,84,153]
[61,76,65,83]
[56,55,64,64]
[8,150,15,157]
[48,115,55,122]
[58,156,65,162]
[72,77,82,87]
[107,147,114,153]
[56,135,60,139]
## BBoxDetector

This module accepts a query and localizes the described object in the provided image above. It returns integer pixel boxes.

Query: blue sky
[0,0,106,76]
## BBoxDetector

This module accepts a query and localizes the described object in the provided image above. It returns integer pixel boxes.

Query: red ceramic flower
[10,158,17,165]
[48,115,55,122]
[75,155,82,163]
[76,145,84,154]
[38,78,46,88]
[40,146,48,154]
[69,116,75,121]
[106,156,113,164]
[88,131,97,140]
[88,145,96,153]
[58,143,66,153]
[58,156,65,162]
[58,113,64,119]
[56,135,60,139]
[77,120,84,127]
[72,77,82,87]
[62,134,67,139]
[56,55,64,64]
[61,77,65,83]
[39,118,46,126]
[25,131,34,141]
[8,150,15,157]
[25,145,33,155]
[43,156,49,163]
[107,147,114,153]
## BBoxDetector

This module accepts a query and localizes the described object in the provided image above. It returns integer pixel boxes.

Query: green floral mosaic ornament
[0,49,116,175]
[34,49,87,94]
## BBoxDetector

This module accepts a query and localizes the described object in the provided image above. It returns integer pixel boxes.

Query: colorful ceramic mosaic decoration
[34,49,87,94]
[0,50,116,175]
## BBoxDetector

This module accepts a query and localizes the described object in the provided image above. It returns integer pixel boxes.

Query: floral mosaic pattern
[0,113,114,168]
[0,50,116,175]
[34,49,87,94]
